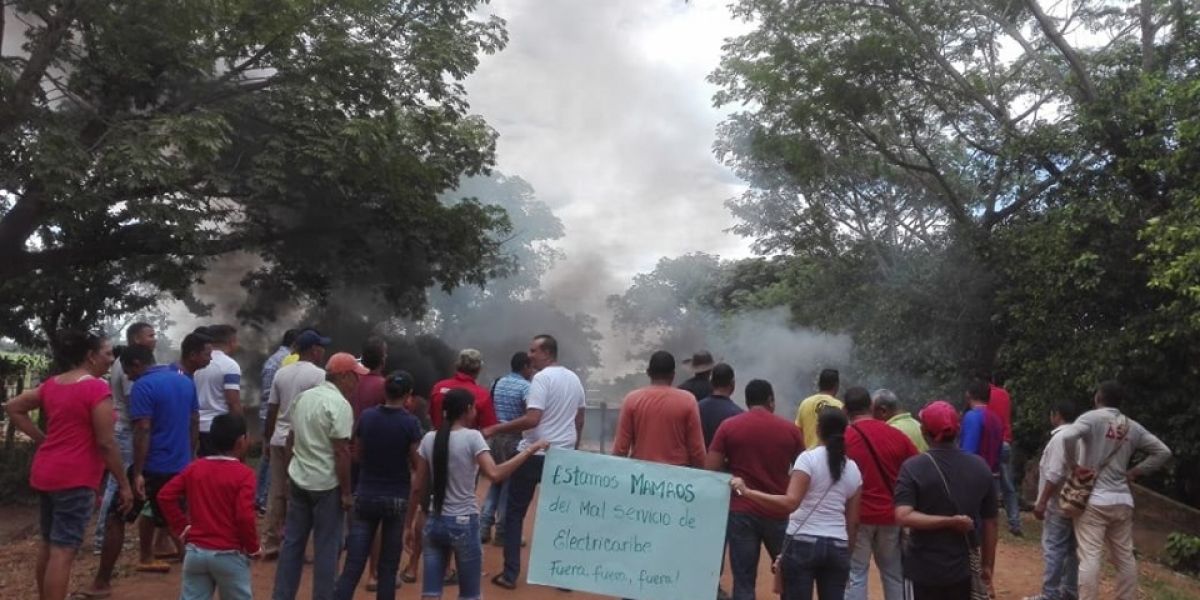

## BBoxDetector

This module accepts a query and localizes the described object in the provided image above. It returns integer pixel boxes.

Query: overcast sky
[464,0,752,317]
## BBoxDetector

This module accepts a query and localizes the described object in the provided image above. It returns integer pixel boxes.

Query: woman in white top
[405,388,547,600]
[732,408,862,600]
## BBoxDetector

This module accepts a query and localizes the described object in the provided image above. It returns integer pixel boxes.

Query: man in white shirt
[483,334,586,590]
[193,324,242,456]
[1059,381,1172,600]
[260,329,330,557]
[1027,402,1082,600]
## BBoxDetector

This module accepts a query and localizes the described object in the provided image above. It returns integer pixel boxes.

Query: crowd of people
[2,324,1176,600]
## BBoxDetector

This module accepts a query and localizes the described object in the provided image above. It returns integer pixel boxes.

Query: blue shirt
[698,394,744,448]
[259,346,289,417]
[490,372,530,423]
[130,364,199,474]
[355,405,423,497]
[959,407,1003,472]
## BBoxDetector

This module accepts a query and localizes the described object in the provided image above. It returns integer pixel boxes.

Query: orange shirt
[611,385,706,467]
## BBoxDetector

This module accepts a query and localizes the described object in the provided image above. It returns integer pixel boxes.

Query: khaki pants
[1074,503,1136,600]
[263,445,292,550]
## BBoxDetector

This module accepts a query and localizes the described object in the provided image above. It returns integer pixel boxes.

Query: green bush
[1165,532,1200,575]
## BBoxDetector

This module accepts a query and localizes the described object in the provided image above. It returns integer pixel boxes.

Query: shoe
[259,546,279,560]
[444,570,459,585]
[491,574,517,590]
[1010,527,1024,538]
[400,572,417,584]
[717,588,732,600]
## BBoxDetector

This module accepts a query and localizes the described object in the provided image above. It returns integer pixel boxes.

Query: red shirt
[846,418,919,525]
[611,386,707,467]
[710,409,805,519]
[987,384,1013,443]
[157,457,259,554]
[30,377,111,492]
[429,372,497,430]
[350,373,386,425]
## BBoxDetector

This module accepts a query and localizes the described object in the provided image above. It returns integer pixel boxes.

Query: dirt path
[1,500,1197,599]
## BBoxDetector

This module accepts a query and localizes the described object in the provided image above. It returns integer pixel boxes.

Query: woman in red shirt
[5,330,133,600]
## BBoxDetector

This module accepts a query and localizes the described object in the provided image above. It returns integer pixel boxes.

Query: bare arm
[92,398,133,513]
[4,387,44,444]
[981,517,998,579]
[485,408,542,437]
[895,505,973,532]
[263,402,280,446]
[738,470,811,515]
[405,454,429,534]
[574,407,584,450]
[611,404,633,457]
[685,406,706,468]
[704,449,727,472]
[477,441,549,483]
[333,438,351,496]
[224,389,243,418]
[845,488,862,550]
[132,418,152,498]
[190,412,199,458]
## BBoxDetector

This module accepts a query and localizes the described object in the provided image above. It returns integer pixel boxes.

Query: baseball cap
[326,352,369,376]
[296,329,332,352]
[919,400,961,443]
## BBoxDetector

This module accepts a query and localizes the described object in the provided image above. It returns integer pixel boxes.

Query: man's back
[698,394,743,448]
[711,410,804,519]
[894,447,998,586]
[987,384,1013,443]
[795,393,842,449]
[960,406,1003,471]
[678,376,712,402]
[269,361,325,447]
[887,412,928,452]
[1062,407,1171,506]
[430,373,498,429]
[520,365,586,452]
[195,349,240,430]
[846,419,918,525]
[130,365,198,474]
[613,385,706,467]
[491,372,530,423]
[288,382,352,492]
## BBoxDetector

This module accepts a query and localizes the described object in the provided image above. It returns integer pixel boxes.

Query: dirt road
[0,499,1196,599]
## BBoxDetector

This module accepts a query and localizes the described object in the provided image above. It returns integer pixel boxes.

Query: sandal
[135,560,172,573]
[444,569,458,585]
[400,572,418,584]
[491,574,517,590]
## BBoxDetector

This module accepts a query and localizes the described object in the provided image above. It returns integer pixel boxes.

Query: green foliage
[1,0,513,342]
[0,442,37,505]
[1165,533,1200,576]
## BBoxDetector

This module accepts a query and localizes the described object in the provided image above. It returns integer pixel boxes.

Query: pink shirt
[30,377,111,492]
[987,384,1013,443]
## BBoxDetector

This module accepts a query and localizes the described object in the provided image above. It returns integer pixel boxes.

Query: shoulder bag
[1058,414,1128,519]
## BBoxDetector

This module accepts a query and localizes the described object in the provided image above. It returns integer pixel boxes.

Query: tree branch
[1022,0,1097,103]
[0,1,86,135]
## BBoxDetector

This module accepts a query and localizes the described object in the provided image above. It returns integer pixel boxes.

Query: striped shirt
[490,372,529,422]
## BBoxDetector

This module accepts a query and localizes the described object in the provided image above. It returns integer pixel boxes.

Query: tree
[1,0,512,342]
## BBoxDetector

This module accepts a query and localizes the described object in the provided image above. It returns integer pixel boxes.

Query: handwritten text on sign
[527,449,731,600]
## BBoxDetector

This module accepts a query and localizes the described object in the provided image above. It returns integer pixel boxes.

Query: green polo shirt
[287,381,352,491]
[888,411,928,452]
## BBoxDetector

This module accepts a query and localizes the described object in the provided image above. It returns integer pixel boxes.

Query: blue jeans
[272,484,344,600]
[997,442,1021,532]
[40,487,96,549]
[1041,509,1079,600]
[93,426,133,548]
[335,495,407,600]
[726,512,785,600]
[180,544,252,600]
[780,535,850,600]
[502,454,544,582]
[422,514,482,600]
[480,480,509,534]
[847,524,904,600]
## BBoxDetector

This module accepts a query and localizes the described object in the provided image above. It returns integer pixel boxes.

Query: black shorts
[114,467,178,527]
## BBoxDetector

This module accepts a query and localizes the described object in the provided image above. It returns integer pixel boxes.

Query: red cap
[919,400,960,443]
[326,352,369,376]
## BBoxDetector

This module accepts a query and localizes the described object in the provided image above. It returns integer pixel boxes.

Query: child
[158,413,259,600]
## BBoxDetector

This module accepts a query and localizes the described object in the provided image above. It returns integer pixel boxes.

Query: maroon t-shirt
[846,418,919,525]
[710,409,805,519]
[350,373,386,425]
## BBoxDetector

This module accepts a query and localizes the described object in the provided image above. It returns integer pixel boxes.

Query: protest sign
[527,448,731,600]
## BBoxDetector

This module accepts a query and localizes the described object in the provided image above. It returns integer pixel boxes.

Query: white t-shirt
[269,361,326,447]
[519,365,586,454]
[108,360,134,433]
[194,349,241,432]
[418,429,490,516]
[787,446,863,540]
